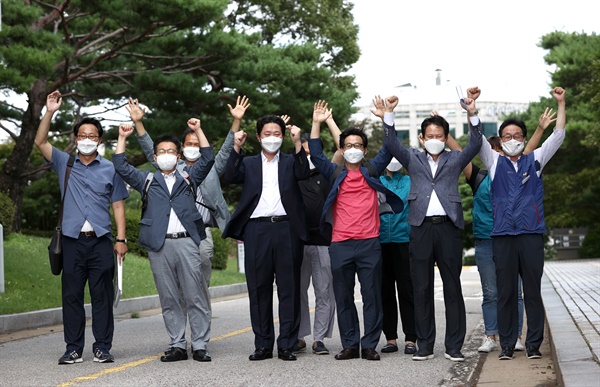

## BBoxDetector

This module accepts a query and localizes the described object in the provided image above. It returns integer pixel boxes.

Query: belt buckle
[270,216,277,223]
[173,233,179,239]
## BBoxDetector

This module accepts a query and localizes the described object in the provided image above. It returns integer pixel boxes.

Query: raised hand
[46,91,62,113]
[119,123,135,138]
[289,125,302,144]
[462,97,476,112]
[313,100,332,124]
[228,95,250,121]
[234,130,247,148]
[538,107,557,130]
[126,98,145,123]
[187,118,201,131]
[467,87,481,100]
[385,96,398,112]
[280,115,291,125]
[552,87,566,103]
[370,95,386,118]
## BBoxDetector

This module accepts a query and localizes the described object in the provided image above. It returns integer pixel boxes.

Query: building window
[397,111,410,118]
[416,110,430,118]
[395,130,409,143]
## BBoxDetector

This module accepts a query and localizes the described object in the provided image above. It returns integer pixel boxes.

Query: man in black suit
[222,114,310,361]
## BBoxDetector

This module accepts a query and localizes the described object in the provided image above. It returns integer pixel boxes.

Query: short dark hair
[487,135,502,151]
[300,133,310,144]
[154,134,181,154]
[420,115,449,137]
[499,118,527,138]
[339,126,368,149]
[73,117,103,137]
[181,128,196,145]
[256,115,286,136]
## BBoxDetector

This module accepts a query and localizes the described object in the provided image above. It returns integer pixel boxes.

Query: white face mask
[260,136,283,153]
[423,139,446,155]
[307,155,316,170]
[501,139,525,157]
[343,148,365,164]
[182,147,201,161]
[77,139,98,155]
[386,158,402,172]
[156,154,178,171]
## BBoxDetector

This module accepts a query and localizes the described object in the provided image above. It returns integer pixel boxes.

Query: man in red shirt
[307,101,395,361]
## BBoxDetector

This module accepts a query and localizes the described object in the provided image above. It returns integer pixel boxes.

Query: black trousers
[243,220,303,350]
[493,234,545,350]
[381,242,416,343]
[62,234,115,354]
[410,221,466,354]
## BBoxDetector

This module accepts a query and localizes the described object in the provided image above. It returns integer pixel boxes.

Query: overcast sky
[348,0,598,106]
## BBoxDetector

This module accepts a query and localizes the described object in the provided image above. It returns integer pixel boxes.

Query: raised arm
[376,95,411,167]
[34,91,62,161]
[456,96,483,169]
[114,123,148,191]
[127,98,156,165]
[534,87,567,170]
[227,95,250,133]
[524,107,557,154]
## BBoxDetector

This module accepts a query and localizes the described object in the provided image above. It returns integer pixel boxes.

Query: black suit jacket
[222,147,310,241]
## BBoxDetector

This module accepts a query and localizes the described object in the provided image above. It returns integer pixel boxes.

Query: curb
[541,273,600,387]
[0,282,248,334]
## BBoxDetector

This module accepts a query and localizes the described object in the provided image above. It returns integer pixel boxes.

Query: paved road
[0,267,486,387]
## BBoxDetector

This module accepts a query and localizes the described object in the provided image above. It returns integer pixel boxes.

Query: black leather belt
[80,231,96,237]
[165,231,190,239]
[423,215,449,224]
[251,215,290,223]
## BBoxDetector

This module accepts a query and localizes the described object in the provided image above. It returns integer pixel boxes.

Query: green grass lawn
[0,233,246,315]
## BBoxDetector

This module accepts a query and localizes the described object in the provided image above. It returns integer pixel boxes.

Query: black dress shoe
[334,348,360,360]
[381,343,399,353]
[192,349,211,362]
[361,348,381,360]
[249,348,273,361]
[160,347,188,362]
[277,348,297,361]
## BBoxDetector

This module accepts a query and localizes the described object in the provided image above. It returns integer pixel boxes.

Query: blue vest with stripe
[491,153,545,236]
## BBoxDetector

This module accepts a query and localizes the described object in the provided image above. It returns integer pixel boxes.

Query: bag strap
[57,155,76,228]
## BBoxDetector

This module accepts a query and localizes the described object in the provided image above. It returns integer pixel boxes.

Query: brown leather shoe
[361,348,381,360]
[334,348,360,360]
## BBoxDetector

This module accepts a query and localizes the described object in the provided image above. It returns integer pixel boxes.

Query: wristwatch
[468,109,479,117]
[116,238,127,244]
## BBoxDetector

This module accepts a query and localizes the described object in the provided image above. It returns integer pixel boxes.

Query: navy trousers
[329,237,382,350]
[62,234,115,354]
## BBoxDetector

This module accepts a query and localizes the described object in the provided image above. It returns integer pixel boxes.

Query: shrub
[0,191,15,236]
[579,224,600,258]
[212,228,232,270]
[111,207,148,257]
[463,254,476,266]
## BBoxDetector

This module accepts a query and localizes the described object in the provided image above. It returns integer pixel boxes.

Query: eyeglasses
[501,134,524,141]
[343,143,364,150]
[76,134,99,141]
[156,149,178,155]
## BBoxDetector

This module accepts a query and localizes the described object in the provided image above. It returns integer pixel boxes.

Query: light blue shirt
[49,147,129,239]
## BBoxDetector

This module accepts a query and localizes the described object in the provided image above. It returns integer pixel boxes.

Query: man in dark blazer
[222,115,310,361]
[113,122,215,363]
[376,95,482,362]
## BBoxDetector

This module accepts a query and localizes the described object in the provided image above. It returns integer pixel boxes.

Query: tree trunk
[0,79,47,232]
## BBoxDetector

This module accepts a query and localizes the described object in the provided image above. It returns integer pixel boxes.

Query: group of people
[36,84,566,365]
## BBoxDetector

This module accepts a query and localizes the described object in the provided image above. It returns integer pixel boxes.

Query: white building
[353,82,529,148]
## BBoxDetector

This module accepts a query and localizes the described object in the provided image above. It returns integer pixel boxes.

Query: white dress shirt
[163,171,187,233]
[250,151,287,218]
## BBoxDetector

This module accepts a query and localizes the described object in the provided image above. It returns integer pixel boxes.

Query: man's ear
[256,133,261,142]
[153,154,157,163]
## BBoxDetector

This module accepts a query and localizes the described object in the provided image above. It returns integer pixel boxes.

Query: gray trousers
[148,237,211,351]
[199,227,214,312]
[299,245,336,341]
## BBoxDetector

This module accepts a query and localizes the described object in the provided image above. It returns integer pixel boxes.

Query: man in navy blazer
[222,115,310,361]
[377,95,482,362]
[113,122,215,363]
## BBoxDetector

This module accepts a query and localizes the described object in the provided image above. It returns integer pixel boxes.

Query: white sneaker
[478,337,498,353]
[514,338,525,351]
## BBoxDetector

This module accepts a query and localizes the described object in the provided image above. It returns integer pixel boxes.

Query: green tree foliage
[0,0,360,231]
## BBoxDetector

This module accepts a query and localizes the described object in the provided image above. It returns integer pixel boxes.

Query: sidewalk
[542,259,600,386]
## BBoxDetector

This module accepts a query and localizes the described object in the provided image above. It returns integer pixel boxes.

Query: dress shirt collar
[261,151,280,163]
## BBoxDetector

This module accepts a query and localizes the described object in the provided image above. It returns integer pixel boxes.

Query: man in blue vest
[477,87,566,360]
